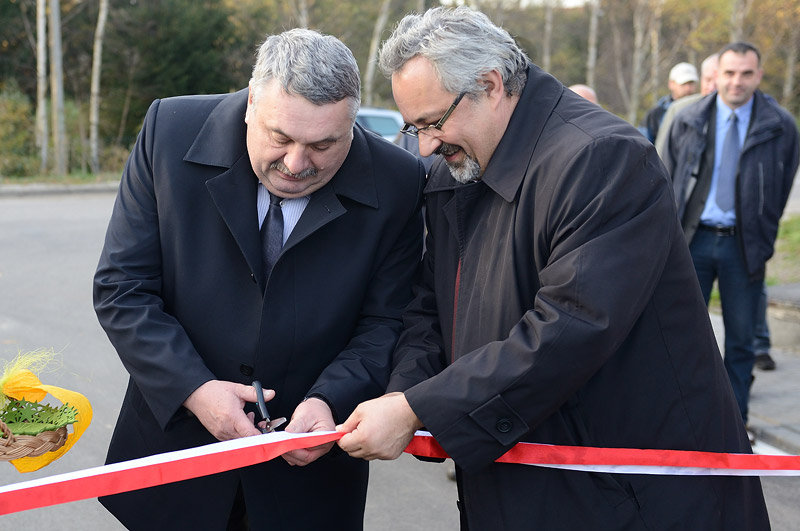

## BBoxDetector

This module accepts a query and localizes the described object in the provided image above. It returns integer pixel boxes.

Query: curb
[748,416,800,456]
[0,181,119,196]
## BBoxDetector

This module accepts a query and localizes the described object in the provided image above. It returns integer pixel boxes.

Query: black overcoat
[93,89,424,530]
[388,66,769,530]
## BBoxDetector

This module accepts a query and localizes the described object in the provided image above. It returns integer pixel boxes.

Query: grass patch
[767,215,800,286]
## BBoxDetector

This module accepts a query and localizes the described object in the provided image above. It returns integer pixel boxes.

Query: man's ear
[481,69,506,108]
[245,84,255,123]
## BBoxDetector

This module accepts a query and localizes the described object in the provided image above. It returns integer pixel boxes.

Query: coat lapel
[205,156,262,282]
[181,89,263,282]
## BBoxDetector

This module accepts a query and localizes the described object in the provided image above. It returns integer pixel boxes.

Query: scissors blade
[266,417,287,432]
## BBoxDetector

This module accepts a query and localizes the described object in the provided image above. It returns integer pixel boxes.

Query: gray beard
[445,154,481,184]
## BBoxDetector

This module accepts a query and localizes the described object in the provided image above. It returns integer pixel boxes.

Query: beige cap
[669,62,699,85]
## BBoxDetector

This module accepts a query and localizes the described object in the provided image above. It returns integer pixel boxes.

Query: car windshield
[357,115,401,138]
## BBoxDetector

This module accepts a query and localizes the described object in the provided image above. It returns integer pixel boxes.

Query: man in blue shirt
[664,42,799,432]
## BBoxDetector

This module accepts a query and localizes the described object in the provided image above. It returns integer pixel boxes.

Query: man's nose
[418,133,443,158]
[283,146,310,175]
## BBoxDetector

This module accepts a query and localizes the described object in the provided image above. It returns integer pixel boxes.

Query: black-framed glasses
[400,92,466,138]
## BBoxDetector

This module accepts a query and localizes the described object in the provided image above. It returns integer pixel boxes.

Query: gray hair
[251,28,361,119]
[379,7,529,97]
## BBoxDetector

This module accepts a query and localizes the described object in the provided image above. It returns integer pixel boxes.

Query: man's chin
[445,156,481,184]
[265,174,327,198]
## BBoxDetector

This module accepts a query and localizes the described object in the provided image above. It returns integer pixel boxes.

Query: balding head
[569,84,598,104]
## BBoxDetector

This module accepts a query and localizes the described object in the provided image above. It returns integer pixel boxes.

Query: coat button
[496,418,513,433]
[250,273,257,284]
[239,364,254,376]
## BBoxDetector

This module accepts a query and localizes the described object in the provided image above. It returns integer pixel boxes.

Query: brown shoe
[754,352,776,371]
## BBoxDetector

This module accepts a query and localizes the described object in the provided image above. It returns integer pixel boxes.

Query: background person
[568,83,599,104]
[655,53,719,157]
[639,61,699,142]
[337,7,768,530]
[657,53,776,372]
[664,41,799,432]
[93,28,424,530]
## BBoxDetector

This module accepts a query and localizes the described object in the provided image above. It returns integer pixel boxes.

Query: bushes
[0,81,38,178]
[0,80,129,179]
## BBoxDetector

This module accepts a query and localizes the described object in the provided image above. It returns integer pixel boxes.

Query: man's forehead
[719,51,759,70]
[392,57,453,122]
[252,87,352,141]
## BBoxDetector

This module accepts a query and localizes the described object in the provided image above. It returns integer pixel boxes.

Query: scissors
[252,380,286,433]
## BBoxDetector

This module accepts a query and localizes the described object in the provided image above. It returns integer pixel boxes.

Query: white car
[356,107,404,142]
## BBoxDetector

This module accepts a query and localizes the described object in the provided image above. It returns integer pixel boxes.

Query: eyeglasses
[400,92,466,138]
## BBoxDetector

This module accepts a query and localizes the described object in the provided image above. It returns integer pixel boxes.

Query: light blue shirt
[257,183,309,244]
[699,95,753,226]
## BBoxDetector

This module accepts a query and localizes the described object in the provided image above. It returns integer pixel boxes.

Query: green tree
[102,0,242,147]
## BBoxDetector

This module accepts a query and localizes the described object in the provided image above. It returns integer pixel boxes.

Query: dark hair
[718,42,761,66]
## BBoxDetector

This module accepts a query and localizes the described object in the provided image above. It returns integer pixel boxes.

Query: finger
[239,384,276,404]
[283,419,301,433]
[336,403,362,432]
[337,431,360,453]
[233,413,261,438]
[282,448,311,466]
[284,444,333,466]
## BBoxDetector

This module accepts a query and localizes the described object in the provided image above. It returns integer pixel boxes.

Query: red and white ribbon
[1,430,799,516]
[0,430,340,515]
[407,431,800,476]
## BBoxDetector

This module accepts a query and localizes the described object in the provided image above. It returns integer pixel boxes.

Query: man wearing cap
[639,61,699,143]
[656,54,719,157]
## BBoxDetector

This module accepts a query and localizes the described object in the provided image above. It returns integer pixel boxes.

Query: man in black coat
[338,7,769,530]
[93,29,424,530]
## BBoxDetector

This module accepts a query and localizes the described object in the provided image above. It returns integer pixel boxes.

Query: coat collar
[425,64,563,203]
[682,90,785,150]
[184,88,250,168]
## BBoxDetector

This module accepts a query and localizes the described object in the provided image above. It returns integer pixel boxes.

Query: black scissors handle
[251,380,286,433]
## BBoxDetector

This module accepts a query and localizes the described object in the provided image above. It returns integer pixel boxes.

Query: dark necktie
[261,192,283,281]
[715,113,740,212]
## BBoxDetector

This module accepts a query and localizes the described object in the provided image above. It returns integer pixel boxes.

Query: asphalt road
[1,191,798,530]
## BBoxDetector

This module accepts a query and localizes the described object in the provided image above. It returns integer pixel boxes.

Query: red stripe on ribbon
[405,433,800,472]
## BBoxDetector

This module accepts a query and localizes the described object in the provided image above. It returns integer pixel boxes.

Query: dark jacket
[639,94,672,142]
[93,89,424,530]
[388,66,768,530]
[664,91,799,278]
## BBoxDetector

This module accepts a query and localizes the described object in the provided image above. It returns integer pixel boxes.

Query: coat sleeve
[305,160,426,421]
[404,136,679,470]
[93,100,216,430]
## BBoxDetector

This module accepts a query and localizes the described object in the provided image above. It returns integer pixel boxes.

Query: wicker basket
[0,418,67,461]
